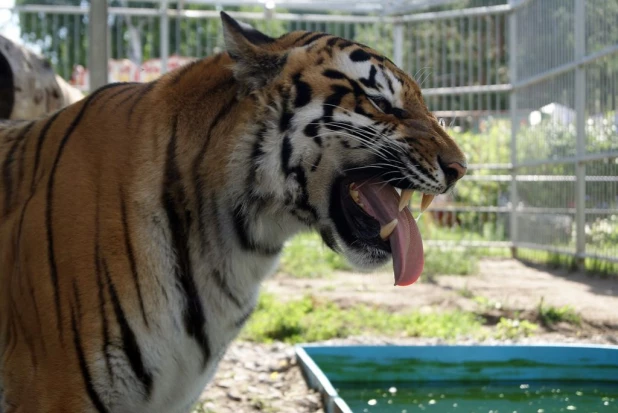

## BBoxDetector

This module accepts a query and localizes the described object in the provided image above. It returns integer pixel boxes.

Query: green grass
[422,247,479,278]
[517,248,618,278]
[242,293,485,344]
[537,297,581,327]
[279,232,350,278]
[280,231,484,279]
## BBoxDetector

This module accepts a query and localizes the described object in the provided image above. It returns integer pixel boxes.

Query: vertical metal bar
[393,22,404,68]
[196,18,202,57]
[508,0,519,257]
[52,14,58,71]
[89,0,108,90]
[73,14,80,67]
[160,0,169,74]
[175,2,181,55]
[116,16,123,59]
[467,17,473,111]
[62,14,69,79]
[574,0,587,267]
[415,24,420,80]
[440,20,446,110]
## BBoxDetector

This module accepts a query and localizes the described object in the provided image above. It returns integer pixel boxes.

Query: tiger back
[0,12,466,413]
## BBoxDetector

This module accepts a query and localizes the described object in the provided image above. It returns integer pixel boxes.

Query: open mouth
[332,176,435,287]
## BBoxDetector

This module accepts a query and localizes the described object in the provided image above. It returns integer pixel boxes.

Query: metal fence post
[160,0,169,74]
[89,0,108,90]
[508,0,519,258]
[393,20,404,68]
[574,0,586,268]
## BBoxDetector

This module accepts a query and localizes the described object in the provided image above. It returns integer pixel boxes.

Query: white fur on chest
[121,247,280,413]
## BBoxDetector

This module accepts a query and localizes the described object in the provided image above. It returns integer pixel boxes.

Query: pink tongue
[356,182,424,286]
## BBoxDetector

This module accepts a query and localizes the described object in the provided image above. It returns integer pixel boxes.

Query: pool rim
[294,343,618,413]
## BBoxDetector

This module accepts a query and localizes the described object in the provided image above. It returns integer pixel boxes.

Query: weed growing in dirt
[242,293,484,344]
[537,297,581,327]
[494,317,538,339]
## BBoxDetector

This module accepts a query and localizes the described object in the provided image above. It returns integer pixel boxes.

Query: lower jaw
[328,177,392,259]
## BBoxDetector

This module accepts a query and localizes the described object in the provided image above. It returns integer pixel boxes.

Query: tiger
[0,12,467,413]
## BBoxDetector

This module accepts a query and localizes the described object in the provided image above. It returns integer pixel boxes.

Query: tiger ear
[220,12,286,91]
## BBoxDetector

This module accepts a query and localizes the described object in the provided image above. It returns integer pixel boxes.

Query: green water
[334,381,618,413]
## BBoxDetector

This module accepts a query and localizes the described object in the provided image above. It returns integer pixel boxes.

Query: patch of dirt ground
[200,259,618,412]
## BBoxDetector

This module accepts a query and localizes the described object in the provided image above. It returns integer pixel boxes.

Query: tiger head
[221,13,467,286]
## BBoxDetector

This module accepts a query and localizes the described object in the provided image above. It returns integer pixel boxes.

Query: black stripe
[170,60,201,85]
[24,269,44,353]
[294,31,316,45]
[232,203,282,255]
[46,83,118,336]
[2,127,27,215]
[322,69,347,80]
[279,88,293,132]
[292,73,312,108]
[319,227,340,252]
[163,116,211,368]
[300,32,329,46]
[234,305,256,328]
[102,258,153,398]
[349,49,372,62]
[96,252,114,381]
[15,123,32,190]
[114,86,142,110]
[323,85,353,121]
[326,37,340,47]
[88,82,137,106]
[211,269,244,309]
[127,82,156,124]
[359,65,379,89]
[71,304,109,413]
[385,72,395,95]
[120,191,149,328]
[249,124,268,181]
[10,295,38,368]
[281,135,293,175]
[192,90,238,252]
[338,40,354,49]
[99,83,139,110]
[72,279,83,321]
[94,191,114,381]
[31,111,62,192]
[311,153,322,172]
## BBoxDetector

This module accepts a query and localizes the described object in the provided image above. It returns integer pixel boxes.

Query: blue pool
[295,344,618,413]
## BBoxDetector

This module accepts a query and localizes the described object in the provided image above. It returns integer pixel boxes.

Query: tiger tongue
[356,182,424,286]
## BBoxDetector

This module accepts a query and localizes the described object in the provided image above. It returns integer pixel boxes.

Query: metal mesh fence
[512,0,618,269]
[1,0,616,270]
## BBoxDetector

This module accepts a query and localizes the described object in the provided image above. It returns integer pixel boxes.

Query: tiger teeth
[350,189,360,204]
[380,218,398,240]
[398,189,414,212]
[420,194,435,212]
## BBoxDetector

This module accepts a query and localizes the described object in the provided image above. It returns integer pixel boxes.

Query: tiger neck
[221,113,311,261]
[152,56,309,280]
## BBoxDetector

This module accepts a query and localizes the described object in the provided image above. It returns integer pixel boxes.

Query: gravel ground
[198,333,617,413]
[196,259,618,412]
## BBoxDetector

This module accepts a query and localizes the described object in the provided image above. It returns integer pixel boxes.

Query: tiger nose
[441,161,467,186]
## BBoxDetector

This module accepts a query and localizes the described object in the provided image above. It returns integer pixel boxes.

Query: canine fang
[420,194,435,212]
[398,189,414,212]
[380,218,398,240]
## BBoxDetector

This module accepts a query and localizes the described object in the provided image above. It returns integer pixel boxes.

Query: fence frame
[1,0,616,268]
